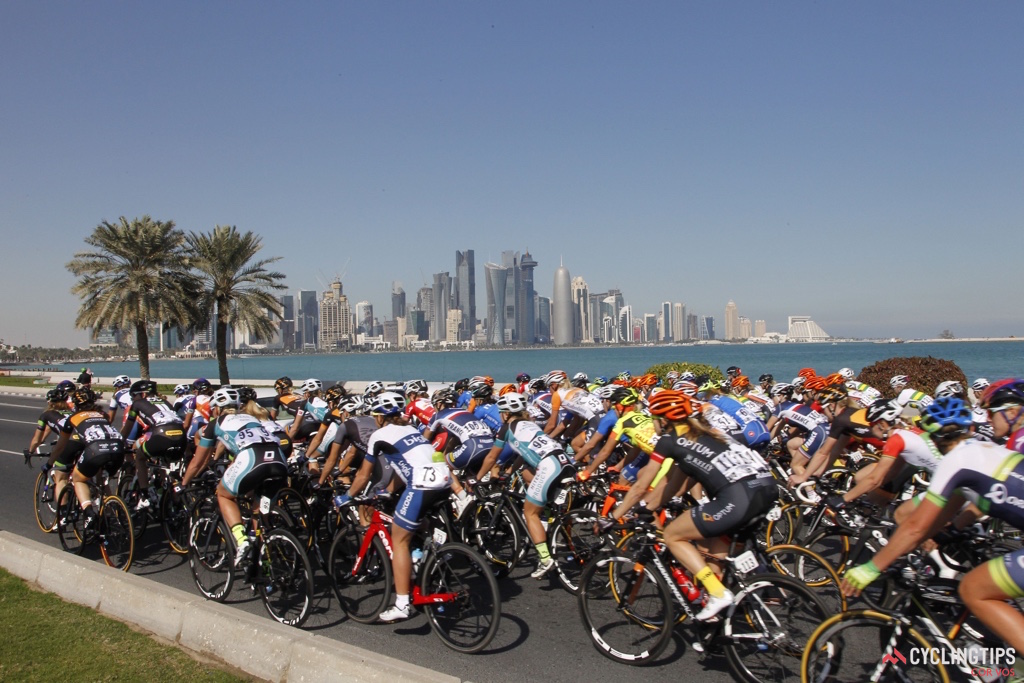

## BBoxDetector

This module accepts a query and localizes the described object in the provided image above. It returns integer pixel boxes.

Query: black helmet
[129,379,156,397]
[470,383,493,400]
[274,376,293,392]
[46,388,68,403]
[454,378,470,392]
[70,387,97,408]
[237,386,258,404]
[192,378,212,393]
[758,374,774,384]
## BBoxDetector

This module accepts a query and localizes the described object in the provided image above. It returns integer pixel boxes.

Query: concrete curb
[0,531,460,683]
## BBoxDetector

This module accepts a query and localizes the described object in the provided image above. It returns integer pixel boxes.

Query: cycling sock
[456,489,468,501]
[535,542,551,562]
[231,524,247,546]
[395,594,410,610]
[695,567,727,598]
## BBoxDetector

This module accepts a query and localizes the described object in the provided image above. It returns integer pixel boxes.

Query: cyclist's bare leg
[663,513,724,577]
[134,445,150,491]
[959,563,1024,652]
[216,483,242,529]
[71,469,94,510]
[390,523,413,597]
[523,500,546,545]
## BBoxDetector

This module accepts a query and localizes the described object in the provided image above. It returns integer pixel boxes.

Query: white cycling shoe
[696,589,734,621]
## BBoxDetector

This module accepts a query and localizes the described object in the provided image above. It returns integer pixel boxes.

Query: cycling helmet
[616,371,632,382]
[971,378,991,392]
[571,372,589,388]
[431,388,457,408]
[173,383,191,396]
[300,378,322,394]
[593,385,618,400]
[544,370,568,386]
[890,375,910,391]
[210,387,240,409]
[825,373,846,387]
[980,379,1024,410]
[838,368,856,381]
[635,373,659,388]
[804,376,828,392]
[934,381,965,399]
[816,387,848,406]
[404,379,428,395]
[591,376,609,387]
[324,384,347,403]
[112,375,131,388]
[758,373,774,385]
[699,378,724,392]
[193,378,212,393]
[470,382,494,400]
[679,371,696,382]
[731,375,750,390]
[791,376,807,389]
[339,395,365,414]
[369,391,405,416]
[498,383,517,396]
[129,379,156,397]
[70,387,97,408]
[516,373,530,383]
[918,397,972,434]
[726,366,741,378]
[496,392,528,414]
[648,390,696,421]
[611,387,641,407]
[672,380,699,396]
[769,382,793,399]
[364,380,385,396]
[865,398,901,424]
[454,378,470,392]
[665,371,681,384]
[56,380,76,392]
[238,386,258,404]
[274,376,293,392]
[528,378,546,393]
[798,368,817,379]
[46,388,67,403]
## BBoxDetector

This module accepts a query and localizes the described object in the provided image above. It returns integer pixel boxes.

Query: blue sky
[2,2,1022,347]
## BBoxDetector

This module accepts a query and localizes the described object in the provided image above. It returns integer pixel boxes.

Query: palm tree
[66,216,200,380]
[187,225,286,384]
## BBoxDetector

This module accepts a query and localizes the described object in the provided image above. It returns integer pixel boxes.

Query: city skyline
[3,4,1022,347]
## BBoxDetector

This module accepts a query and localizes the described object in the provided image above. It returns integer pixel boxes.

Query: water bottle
[670,565,702,602]
[411,548,424,575]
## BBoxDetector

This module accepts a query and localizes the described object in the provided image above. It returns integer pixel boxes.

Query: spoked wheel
[269,487,313,552]
[549,509,609,594]
[55,486,88,555]
[577,551,674,665]
[461,499,521,578]
[722,574,830,683]
[160,487,194,554]
[98,496,135,571]
[328,524,392,623]
[419,542,501,653]
[257,528,313,627]
[34,470,59,532]
[188,505,234,601]
[764,544,847,614]
[117,478,149,540]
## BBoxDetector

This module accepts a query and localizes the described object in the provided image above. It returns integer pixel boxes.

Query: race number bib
[236,425,276,449]
[711,445,765,483]
[413,463,449,488]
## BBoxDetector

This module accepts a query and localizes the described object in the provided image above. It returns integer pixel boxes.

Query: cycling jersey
[827,407,874,442]
[882,428,943,471]
[473,402,504,435]
[610,411,660,455]
[777,402,828,435]
[274,393,302,418]
[35,408,68,435]
[845,381,883,408]
[552,387,603,421]
[107,388,133,424]
[1007,428,1024,454]
[403,397,436,430]
[708,394,770,447]
[365,423,451,532]
[200,413,287,497]
[124,397,183,430]
[895,389,934,411]
[59,409,126,476]
[426,408,495,470]
[329,415,377,455]
[493,418,575,507]
[527,391,553,423]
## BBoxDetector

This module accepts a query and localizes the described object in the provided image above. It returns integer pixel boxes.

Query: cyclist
[422,387,494,518]
[841,397,1024,653]
[610,390,776,620]
[571,385,621,466]
[402,379,435,432]
[303,384,349,469]
[515,372,531,394]
[50,387,127,528]
[890,374,934,414]
[471,392,576,580]
[286,378,328,444]
[183,378,214,445]
[701,379,771,451]
[27,387,73,504]
[579,387,658,483]
[970,378,991,407]
[789,386,878,485]
[340,392,451,623]
[170,384,193,418]
[317,395,376,489]
[120,380,187,510]
[104,375,132,424]
[269,376,300,421]
[980,379,1024,452]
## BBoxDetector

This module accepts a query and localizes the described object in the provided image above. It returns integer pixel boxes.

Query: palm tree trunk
[216,317,230,385]
[136,321,151,380]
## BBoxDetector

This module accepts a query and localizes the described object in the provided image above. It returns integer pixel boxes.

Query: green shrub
[857,357,967,400]
[646,362,725,386]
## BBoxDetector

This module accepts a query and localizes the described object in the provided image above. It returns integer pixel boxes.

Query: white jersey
[366,423,450,491]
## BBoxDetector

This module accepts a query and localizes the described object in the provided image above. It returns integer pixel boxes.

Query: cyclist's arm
[789,434,840,485]
[473,442,505,482]
[842,454,898,504]
[610,457,664,520]
[306,423,328,456]
[543,393,562,434]
[864,496,962,573]
[584,432,622,476]
[27,423,51,454]
[345,456,375,497]
[49,430,72,465]
[574,430,606,463]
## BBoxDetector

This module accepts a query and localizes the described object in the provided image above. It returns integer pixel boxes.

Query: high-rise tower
[455,250,476,341]
[553,261,573,346]
[485,263,509,346]
[518,251,537,345]
[725,300,739,341]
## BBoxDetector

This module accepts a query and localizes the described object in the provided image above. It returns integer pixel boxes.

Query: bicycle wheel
[160,486,195,554]
[270,487,313,551]
[419,542,501,653]
[723,573,830,683]
[258,528,314,627]
[577,551,674,665]
[461,499,521,578]
[117,477,149,540]
[328,525,392,623]
[806,528,889,609]
[549,509,609,594]
[764,544,847,614]
[55,486,87,555]
[801,609,950,683]
[98,496,135,571]
[764,502,803,547]
[188,506,234,601]
[34,470,59,532]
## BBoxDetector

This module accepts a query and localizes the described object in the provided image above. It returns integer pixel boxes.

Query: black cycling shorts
[691,478,778,538]
[76,440,126,478]
[140,424,187,461]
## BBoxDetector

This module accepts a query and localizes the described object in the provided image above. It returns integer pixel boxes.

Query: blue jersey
[710,395,770,447]
[426,408,493,443]
[366,423,450,490]
[473,403,504,435]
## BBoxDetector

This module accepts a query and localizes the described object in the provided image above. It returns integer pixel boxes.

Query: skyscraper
[279,294,295,351]
[661,302,672,342]
[687,314,699,341]
[617,306,633,344]
[502,251,520,342]
[645,314,657,343]
[673,303,686,342]
[391,282,406,320]
[725,300,739,341]
[356,301,373,334]
[754,319,767,337]
[572,277,592,343]
[417,286,433,324]
[484,262,509,346]
[535,295,551,342]
[701,316,715,341]
[552,261,573,346]
[431,272,452,342]
[297,289,318,350]
[454,250,476,341]
[739,316,752,339]
[518,250,537,345]
[319,281,351,349]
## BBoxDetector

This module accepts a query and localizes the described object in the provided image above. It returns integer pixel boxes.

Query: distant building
[787,316,830,341]
[644,313,657,343]
[319,281,352,350]
[446,308,462,344]
[356,301,373,334]
[518,250,538,345]
[297,289,318,350]
[552,262,573,346]
[279,294,295,351]
[536,295,551,343]
[618,305,633,344]
[754,319,767,337]
[391,282,406,320]
[739,316,752,339]
[431,272,452,342]
[701,316,715,341]
[673,303,686,341]
[484,263,509,346]
[661,302,672,342]
[572,277,591,343]
[687,313,699,341]
[725,300,739,340]
[455,250,476,341]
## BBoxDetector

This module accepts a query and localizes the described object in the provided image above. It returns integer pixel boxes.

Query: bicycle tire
[801,609,950,683]
[188,506,234,601]
[723,573,831,683]
[764,502,803,547]
[270,487,314,552]
[55,486,87,555]
[461,498,522,578]
[764,544,848,613]
[577,551,674,665]
[34,470,58,533]
[805,528,891,609]
[117,477,149,540]
[549,509,609,594]
[328,525,393,623]
[98,496,135,571]
[258,528,314,627]
[419,542,501,654]
[160,486,195,554]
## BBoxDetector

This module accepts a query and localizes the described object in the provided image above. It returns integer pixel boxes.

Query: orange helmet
[825,373,846,387]
[804,376,828,391]
[731,375,751,389]
[798,368,818,379]
[647,390,696,421]
[498,383,517,396]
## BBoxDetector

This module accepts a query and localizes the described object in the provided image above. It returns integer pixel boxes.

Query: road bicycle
[25,448,59,532]
[52,466,134,571]
[327,493,501,653]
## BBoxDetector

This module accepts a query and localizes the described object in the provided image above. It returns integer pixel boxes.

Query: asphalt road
[0,392,745,683]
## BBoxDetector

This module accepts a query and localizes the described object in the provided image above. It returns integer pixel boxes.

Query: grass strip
[0,568,250,682]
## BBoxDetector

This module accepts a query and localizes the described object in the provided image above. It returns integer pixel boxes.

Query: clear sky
[2,2,1022,348]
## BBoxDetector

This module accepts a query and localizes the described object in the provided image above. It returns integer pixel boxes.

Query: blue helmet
[919,397,972,435]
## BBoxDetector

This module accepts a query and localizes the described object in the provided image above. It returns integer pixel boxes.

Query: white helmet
[368,391,405,416]
[404,379,428,395]
[838,368,855,381]
[543,370,568,386]
[791,376,807,389]
[972,378,991,392]
[210,387,240,409]
[113,375,131,388]
[300,378,322,394]
[339,395,365,414]
[364,381,385,396]
[593,385,618,400]
[934,380,964,398]
[173,383,191,396]
[496,392,528,413]
[890,375,909,390]
[866,398,901,424]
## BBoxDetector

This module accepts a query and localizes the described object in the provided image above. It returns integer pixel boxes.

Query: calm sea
[25,340,1024,385]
